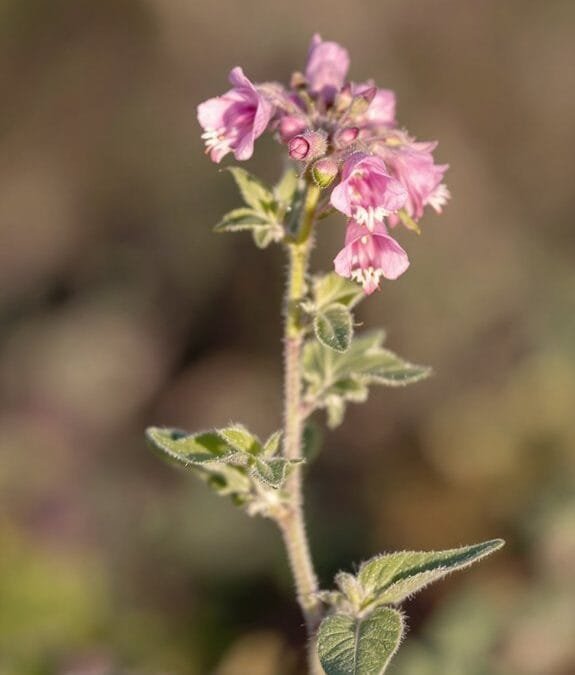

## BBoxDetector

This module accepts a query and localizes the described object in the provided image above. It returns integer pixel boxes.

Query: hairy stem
[279,184,324,674]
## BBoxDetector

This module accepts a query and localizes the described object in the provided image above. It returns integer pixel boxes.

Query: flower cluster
[197,35,449,294]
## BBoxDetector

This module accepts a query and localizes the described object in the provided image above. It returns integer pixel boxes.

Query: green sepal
[317,607,404,675]
[314,304,353,353]
[397,209,421,234]
[302,330,431,428]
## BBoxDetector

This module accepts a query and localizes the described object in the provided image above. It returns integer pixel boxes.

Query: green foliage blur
[1,1,574,673]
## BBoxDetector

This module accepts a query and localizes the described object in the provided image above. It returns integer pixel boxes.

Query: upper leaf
[145,427,243,466]
[313,272,365,312]
[314,304,354,353]
[146,425,300,493]
[302,331,431,427]
[357,540,505,607]
[225,166,276,214]
[317,607,404,675]
[214,207,272,233]
[273,166,299,206]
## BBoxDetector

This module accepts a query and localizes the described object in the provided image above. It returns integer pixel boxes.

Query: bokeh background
[1,1,574,673]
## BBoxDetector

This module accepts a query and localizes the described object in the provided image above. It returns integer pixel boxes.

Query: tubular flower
[352,82,397,128]
[305,34,350,103]
[334,218,410,294]
[197,35,448,292]
[197,67,273,163]
[374,132,449,224]
[330,153,407,229]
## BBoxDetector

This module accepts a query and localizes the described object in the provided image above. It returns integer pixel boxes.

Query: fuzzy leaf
[313,272,365,311]
[314,304,353,353]
[213,208,271,233]
[317,607,404,675]
[252,224,283,248]
[263,430,283,458]
[217,425,263,456]
[225,166,275,214]
[302,331,431,427]
[358,540,505,607]
[274,167,299,205]
[250,456,302,488]
[146,427,244,466]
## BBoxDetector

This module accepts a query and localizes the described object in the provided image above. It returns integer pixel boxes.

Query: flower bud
[311,157,339,188]
[288,135,310,160]
[349,87,377,116]
[279,115,307,142]
[288,130,327,161]
[335,126,359,147]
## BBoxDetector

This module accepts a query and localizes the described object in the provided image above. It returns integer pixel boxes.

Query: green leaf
[302,331,431,428]
[313,272,365,311]
[263,430,283,458]
[214,208,271,233]
[274,167,299,205]
[317,607,404,675]
[225,167,276,214]
[217,425,263,456]
[302,421,323,462]
[358,540,505,607]
[252,224,283,248]
[250,456,303,488]
[145,427,244,466]
[314,304,353,352]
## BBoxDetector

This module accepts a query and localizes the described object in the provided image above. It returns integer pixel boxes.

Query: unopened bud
[288,135,310,160]
[279,115,307,142]
[335,126,359,147]
[334,83,353,113]
[288,130,327,162]
[311,157,338,188]
[349,87,377,116]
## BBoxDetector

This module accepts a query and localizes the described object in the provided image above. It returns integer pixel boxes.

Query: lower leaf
[317,607,404,675]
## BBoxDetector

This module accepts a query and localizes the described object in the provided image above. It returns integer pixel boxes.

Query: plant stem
[279,184,324,674]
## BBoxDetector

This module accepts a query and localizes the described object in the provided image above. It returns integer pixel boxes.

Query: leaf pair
[146,425,301,515]
[303,330,431,427]
[305,273,365,353]
[317,540,505,675]
[214,167,300,248]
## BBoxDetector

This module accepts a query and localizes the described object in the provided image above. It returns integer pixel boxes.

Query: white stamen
[427,183,450,213]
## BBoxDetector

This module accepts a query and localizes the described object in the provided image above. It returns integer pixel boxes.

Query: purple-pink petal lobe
[197,67,273,163]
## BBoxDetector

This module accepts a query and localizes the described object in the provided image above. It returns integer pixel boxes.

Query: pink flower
[353,82,396,127]
[375,133,449,222]
[334,218,410,294]
[197,67,273,163]
[305,34,350,102]
[330,153,407,228]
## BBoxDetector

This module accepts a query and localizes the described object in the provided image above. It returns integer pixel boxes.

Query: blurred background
[1,0,574,673]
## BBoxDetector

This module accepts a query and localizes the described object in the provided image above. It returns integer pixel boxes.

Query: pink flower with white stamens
[305,34,350,103]
[334,218,410,294]
[353,82,397,128]
[330,153,407,230]
[375,133,449,223]
[197,67,273,163]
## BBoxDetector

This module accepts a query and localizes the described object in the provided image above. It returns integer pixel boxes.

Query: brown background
[1,1,574,673]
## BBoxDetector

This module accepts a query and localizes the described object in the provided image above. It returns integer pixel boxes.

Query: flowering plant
[146,35,503,675]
